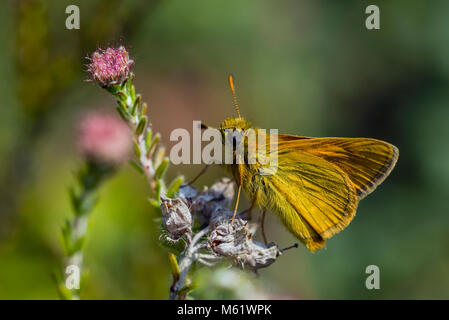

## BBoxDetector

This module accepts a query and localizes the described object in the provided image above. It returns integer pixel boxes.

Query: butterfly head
[219,117,252,131]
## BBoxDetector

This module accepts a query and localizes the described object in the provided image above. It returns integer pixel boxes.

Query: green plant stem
[169,226,211,300]
[103,74,186,299]
[58,161,113,300]
[106,74,177,205]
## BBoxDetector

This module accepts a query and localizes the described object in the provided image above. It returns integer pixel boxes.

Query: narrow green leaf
[149,199,161,210]
[135,116,147,135]
[57,282,73,300]
[153,147,165,169]
[116,90,127,103]
[167,176,185,198]
[147,133,160,158]
[72,236,86,253]
[126,74,135,97]
[116,105,128,121]
[141,102,148,116]
[155,180,162,201]
[178,279,198,299]
[61,220,73,256]
[145,128,153,150]
[80,269,90,292]
[168,253,180,282]
[124,76,132,93]
[131,95,141,115]
[69,187,79,213]
[133,140,141,159]
[155,158,169,180]
[128,160,144,175]
[106,84,121,95]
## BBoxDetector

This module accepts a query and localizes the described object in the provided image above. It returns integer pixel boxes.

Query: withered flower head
[208,213,281,270]
[160,196,192,240]
[182,178,234,221]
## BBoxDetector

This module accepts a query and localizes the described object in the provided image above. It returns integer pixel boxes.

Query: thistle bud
[86,46,134,87]
[160,196,192,240]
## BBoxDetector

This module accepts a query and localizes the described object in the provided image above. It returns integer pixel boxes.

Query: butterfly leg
[185,164,209,185]
[231,184,242,220]
[261,210,268,244]
[246,197,257,221]
[233,185,257,220]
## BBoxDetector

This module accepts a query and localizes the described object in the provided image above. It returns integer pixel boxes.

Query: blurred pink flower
[86,46,134,87]
[77,111,132,165]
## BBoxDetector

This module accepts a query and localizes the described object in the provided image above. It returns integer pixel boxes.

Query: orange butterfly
[211,75,399,251]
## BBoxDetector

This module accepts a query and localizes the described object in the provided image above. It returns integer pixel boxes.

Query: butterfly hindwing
[249,148,359,250]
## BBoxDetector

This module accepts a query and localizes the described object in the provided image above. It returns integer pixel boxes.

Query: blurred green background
[1,0,448,299]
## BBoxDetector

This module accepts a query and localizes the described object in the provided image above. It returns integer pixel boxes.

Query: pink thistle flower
[86,46,134,87]
[77,111,132,165]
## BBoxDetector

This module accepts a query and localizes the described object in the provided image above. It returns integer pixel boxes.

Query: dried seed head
[178,184,200,204]
[86,46,134,87]
[188,178,235,220]
[208,178,235,208]
[208,215,281,270]
[160,196,192,240]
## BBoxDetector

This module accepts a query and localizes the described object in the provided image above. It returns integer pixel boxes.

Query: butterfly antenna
[228,74,241,118]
